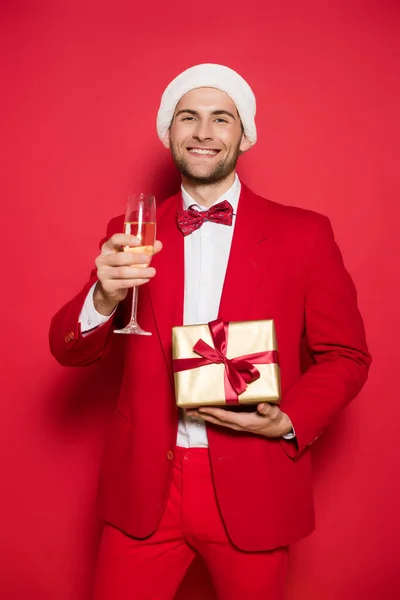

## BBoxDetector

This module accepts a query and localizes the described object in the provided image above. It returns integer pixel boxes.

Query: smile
[187,148,220,156]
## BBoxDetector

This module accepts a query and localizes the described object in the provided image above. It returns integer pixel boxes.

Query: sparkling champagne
[123,221,156,265]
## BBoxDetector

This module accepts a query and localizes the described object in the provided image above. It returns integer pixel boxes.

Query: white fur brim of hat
[156,63,257,146]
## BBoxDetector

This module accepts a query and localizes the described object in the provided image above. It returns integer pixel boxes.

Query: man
[50,64,371,600]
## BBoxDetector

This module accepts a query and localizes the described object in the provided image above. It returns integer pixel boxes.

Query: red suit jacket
[49,184,371,551]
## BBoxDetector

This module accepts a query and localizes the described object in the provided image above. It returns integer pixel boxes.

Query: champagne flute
[114,193,156,335]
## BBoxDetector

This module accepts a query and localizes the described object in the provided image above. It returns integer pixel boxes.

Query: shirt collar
[181,173,241,213]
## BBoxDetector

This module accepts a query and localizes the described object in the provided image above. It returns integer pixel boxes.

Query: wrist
[281,412,293,436]
[93,282,120,316]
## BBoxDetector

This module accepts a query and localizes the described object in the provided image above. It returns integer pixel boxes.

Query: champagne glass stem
[114,285,151,335]
[130,285,139,325]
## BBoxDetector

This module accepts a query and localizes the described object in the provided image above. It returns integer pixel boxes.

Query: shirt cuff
[79,282,116,333]
[282,427,296,440]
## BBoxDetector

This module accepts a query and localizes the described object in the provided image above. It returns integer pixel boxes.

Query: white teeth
[188,148,218,155]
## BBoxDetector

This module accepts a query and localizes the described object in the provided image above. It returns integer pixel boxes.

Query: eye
[182,116,195,122]
[215,118,228,123]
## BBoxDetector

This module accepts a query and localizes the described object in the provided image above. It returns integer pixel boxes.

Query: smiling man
[167,87,251,186]
[50,64,371,600]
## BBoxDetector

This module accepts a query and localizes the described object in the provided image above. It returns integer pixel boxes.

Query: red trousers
[93,447,289,600]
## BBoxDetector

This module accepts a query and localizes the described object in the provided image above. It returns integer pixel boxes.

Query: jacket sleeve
[280,216,372,459]
[49,273,119,367]
[49,218,124,367]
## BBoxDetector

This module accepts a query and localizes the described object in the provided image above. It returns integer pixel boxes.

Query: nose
[192,119,213,142]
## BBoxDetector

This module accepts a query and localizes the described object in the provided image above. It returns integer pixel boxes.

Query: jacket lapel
[147,192,184,379]
[218,184,270,321]
[148,184,271,379]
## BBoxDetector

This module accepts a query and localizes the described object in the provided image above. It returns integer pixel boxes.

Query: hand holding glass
[114,194,156,335]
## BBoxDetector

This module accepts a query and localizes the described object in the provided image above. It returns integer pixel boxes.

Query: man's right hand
[93,234,163,316]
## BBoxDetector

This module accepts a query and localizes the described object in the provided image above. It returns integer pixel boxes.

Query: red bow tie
[176,200,234,236]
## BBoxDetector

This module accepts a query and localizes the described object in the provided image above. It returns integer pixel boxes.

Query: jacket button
[166,450,174,461]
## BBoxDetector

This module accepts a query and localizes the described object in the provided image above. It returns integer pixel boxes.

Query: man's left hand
[186,402,293,438]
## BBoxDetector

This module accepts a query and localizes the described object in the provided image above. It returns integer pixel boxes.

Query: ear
[239,133,252,154]
[162,129,171,149]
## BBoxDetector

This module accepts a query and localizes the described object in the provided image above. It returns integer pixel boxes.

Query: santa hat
[156,63,257,146]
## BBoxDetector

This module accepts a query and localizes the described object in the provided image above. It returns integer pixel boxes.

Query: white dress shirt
[79,173,294,447]
[176,174,242,447]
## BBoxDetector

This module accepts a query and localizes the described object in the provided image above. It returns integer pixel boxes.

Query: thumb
[257,402,270,415]
[153,240,163,255]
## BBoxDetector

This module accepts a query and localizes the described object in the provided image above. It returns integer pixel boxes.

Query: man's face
[163,87,251,185]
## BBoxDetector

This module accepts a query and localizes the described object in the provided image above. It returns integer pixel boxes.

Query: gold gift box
[172,319,281,409]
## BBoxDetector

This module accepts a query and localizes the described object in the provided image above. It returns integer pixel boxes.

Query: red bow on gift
[173,319,279,404]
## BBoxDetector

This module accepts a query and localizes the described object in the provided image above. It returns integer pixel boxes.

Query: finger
[102,234,140,253]
[189,409,271,435]
[192,412,241,431]
[197,407,247,427]
[200,407,276,431]
[123,240,162,257]
[257,405,283,427]
[257,403,272,414]
[153,240,163,255]
[100,252,153,267]
[103,277,152,290]
[186,410,199,417]
[257,403,279,416]
[104,266,156,280]
[118,278,152,288]
[186,410,205,419]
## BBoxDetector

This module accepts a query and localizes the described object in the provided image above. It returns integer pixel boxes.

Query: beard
[170,142,241,186]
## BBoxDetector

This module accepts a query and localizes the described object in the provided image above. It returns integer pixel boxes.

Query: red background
[1,2,399,598]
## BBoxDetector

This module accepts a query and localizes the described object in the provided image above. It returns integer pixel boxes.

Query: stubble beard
[170,142,241,186]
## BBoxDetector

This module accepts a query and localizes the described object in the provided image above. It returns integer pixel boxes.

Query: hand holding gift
[172,318,293,438]
[186,402,293,438]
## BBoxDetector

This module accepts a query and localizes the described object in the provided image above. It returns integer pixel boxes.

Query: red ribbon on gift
[173,319,279,404]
